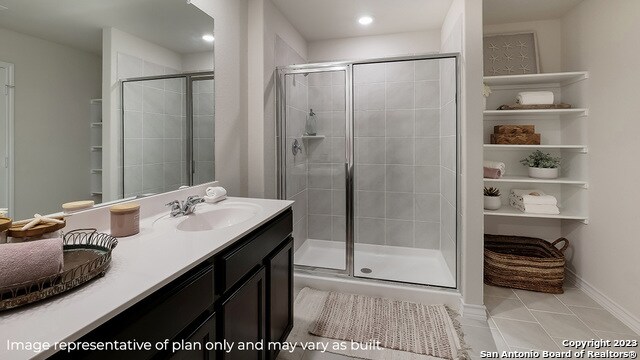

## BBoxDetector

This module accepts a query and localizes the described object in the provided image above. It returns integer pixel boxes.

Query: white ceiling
[271,0,454,42]
[483,0,583,25]
[0,0,214,55]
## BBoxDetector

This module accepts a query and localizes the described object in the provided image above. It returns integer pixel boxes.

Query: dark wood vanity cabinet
[52,209,293,360]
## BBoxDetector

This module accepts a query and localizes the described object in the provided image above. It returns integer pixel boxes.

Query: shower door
[278,66,352,272]
[352,57,457,288]
[277,54,458,289]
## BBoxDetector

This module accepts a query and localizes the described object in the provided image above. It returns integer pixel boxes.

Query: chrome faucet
[165,195,205,217]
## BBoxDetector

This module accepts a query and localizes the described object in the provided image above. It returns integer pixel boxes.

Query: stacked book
[491,125,541,145]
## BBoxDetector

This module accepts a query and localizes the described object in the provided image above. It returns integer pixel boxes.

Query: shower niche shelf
[483,71,589,224]
[302,135,325,140]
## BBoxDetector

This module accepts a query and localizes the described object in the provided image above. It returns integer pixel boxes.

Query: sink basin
[154,202,262,232]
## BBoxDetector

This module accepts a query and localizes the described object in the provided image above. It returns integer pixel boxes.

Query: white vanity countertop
[0,196,293,360]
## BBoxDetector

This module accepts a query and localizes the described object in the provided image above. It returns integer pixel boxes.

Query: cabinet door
[170,313,216,360]
[221,268,266,360]
[266,237,293,360]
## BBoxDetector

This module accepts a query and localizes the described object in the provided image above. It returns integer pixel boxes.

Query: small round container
[0,217,12,244]
[110,203,140,237]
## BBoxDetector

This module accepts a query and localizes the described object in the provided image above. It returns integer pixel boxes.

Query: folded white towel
[205,186,227,198]
[204,195,227,204]
[483,160,506,174]
[510,198,560,214]
[510,189,558,206]
[516,91,554,105]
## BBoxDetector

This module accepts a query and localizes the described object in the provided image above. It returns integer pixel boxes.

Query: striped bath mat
[278,288,469,360]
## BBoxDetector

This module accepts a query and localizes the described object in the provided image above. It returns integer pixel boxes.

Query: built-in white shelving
[484,207,588,224]
[484,144,588,153]
[484,72,588,87]
[483,71,589,223]
[484,108,588,117]
[483,175,588,188]
[89,99,103,200]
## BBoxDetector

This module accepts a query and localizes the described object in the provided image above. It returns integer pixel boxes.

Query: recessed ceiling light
[358,16,373,26]
[202,34,214,42]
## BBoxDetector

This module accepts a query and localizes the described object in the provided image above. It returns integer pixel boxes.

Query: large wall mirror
[0,0,215,220]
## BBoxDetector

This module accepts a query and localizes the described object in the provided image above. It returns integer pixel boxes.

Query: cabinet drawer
[58,264,215,359]
[215,210,292,295]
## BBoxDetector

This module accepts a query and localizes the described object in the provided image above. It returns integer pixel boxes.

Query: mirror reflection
[0,0,215,220]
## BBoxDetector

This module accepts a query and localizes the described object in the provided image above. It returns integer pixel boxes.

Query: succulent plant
[520,150,562,169]
[484,186,501,197]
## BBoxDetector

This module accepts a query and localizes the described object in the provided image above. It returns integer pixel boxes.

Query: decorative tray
[7,216,66,238]
[0,229,118,311]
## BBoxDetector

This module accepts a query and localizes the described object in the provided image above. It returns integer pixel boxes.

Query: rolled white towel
[483,160,506,174]
[516,91,554,105]
[510,189,557,206]
[205,186,227,198]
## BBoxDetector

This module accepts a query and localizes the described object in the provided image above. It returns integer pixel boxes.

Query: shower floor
[295,239,456,288]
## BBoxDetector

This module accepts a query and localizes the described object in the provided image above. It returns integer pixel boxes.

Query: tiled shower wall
[285,73,309,252]
[193,79,215,185]
[120,53,188,197]
[305,72,347,244]
[439,58,457,275]
[277,38,310,254]
[353,60,442,249]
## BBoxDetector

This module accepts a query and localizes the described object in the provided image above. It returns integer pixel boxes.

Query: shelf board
[91,146,103,151]
[484,72,588,86]
[90,99,103,104]
[484,144,588,153]
[91,192,103,196]
[484,108,588,117]
[91,122,103,127]
[484,175,588,188]
[484,206,588,223]
[302,135,326,140]
[91,169,103,174]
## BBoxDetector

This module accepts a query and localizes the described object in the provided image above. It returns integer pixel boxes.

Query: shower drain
[360,267,372,274]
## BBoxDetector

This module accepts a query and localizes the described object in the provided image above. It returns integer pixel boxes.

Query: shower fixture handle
[292,139,302,156]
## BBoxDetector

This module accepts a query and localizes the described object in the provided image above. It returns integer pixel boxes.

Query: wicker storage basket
[484,234,569,294]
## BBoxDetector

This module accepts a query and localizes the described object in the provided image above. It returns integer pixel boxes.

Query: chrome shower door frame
[276,63,354,276]
[277,53,460,289]
[120,71,215,197]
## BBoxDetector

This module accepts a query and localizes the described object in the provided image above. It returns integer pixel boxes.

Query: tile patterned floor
[286,284,639,360]
[485,283,640,354]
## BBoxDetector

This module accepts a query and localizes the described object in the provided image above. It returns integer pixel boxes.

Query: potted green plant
[520,150,562,179]
[484,187,501,210]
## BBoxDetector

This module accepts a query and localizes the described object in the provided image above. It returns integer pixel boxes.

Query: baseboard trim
[459,299,487,320]
[566,269,640,335]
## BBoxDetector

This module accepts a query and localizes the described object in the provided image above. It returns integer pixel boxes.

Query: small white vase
[528,167,559,179]
[484,196,501,210]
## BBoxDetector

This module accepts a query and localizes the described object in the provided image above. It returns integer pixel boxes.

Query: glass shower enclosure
[121,72,215,198]
[277,54,459,289]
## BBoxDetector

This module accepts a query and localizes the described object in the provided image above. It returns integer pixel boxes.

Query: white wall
[247,0,308,198]
[182,51,215,72]
[0,27,101,219]
[308,31,441,63]
[103,27,185,201]
[561,0,640,331]
[484,19,562,73]
[441,0,485,313]
[190,0,249,197]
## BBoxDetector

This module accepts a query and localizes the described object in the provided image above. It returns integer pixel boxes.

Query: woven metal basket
[0,229,117,311]
[484,234,569,294]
